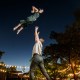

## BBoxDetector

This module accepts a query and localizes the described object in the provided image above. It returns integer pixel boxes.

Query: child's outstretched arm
[31,6,39,13]
[31,6,44,14]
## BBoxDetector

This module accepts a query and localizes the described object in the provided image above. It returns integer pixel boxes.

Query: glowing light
[0,63,29,69]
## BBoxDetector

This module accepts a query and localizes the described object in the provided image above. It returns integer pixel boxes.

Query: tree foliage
[43,9,80,79]
[0,50,5,59]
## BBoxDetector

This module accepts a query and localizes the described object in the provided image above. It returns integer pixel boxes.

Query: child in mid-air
[13,6,44,34]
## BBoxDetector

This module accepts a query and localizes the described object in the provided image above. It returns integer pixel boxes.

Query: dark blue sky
[0,0,80,71]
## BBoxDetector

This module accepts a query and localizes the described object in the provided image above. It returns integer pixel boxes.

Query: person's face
[40,38,44,43]
[39,9,44,13]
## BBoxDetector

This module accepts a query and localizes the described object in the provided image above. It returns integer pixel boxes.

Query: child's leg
[13,23,22,31]
[17,27,23,34]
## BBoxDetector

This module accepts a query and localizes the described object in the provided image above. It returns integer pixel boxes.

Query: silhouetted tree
[43,9,80,80]
[0,50,5,59]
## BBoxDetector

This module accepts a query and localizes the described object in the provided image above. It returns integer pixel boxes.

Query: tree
[0,50,5,59]
[43,9,80,80]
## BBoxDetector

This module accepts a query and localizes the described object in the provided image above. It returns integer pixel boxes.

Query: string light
[58,65,70,73]
[1,63,80,77]
[0,69,6,73]
[0,63,29,73]
[0,63,29,69]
